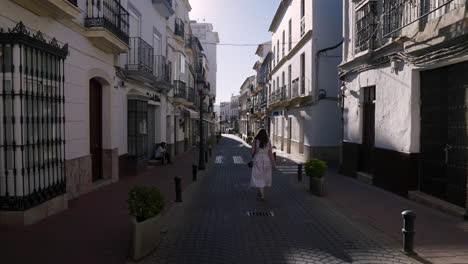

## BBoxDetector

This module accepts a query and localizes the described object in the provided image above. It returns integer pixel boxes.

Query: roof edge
[268,0,292,32]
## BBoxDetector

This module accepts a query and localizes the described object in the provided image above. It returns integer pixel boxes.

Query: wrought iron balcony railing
[175,18,185,38]
[126,37,154,73]
[383,0,462,37]
[187,87,195,103]
[154,55,171,82]
[85,0,130,44]
[185,35,194,49]
[173,80,187,99]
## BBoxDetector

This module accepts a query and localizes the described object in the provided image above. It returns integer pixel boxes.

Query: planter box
[131,213,162,260]
[309,177,324,196]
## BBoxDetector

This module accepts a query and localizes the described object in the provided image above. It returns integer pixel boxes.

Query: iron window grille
[85,0,130,44]
[127,99,148,160]
[383,0,459,37]
[0,22,68,211]
[355,1,377,53]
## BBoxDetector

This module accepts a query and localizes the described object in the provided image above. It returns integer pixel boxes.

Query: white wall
[343,63,420,153]
[0,1,120,160]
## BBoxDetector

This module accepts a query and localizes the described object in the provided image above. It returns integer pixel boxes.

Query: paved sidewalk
[0,148,205,264]
[272,146,468,264]
[142,135,415,264]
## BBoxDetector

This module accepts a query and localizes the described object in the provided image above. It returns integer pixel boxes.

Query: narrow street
[141,135,414,264]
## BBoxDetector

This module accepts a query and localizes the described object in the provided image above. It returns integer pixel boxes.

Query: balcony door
[153,32,162,56]
[128,7,141,38]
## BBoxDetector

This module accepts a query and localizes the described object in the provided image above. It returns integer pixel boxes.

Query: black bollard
[274,152,277,162]
[192,165,198,182]
[298,164,303,182]
[209,147,212,157]
[205,150,208,163]
[174,177,182,202]
[402,210,416,255]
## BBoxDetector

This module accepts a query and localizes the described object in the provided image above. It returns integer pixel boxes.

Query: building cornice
[268,0,292,33]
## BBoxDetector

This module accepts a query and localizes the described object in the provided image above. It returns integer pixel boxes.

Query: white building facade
[340,0,468,215]
[268,0,342,165]
[0,0,217,226]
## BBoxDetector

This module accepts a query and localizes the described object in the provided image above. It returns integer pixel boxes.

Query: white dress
[250,139,273,188]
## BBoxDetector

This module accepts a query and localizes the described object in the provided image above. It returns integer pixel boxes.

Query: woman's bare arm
[251,139,256,156]
[268,143,276,168]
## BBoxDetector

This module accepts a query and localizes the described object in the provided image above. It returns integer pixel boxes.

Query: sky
[189,0,281,104]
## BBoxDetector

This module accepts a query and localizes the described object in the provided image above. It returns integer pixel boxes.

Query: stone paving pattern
[142,136,414,264]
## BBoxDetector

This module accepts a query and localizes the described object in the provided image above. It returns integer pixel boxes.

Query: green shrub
[207,136,215,146]
[128,185,165,222]
[304,158,328,178]
[246,136,253,144]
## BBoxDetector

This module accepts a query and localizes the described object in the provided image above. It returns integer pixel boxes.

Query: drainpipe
[314,39,344,102]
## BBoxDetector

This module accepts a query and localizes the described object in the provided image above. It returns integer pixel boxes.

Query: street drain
[245,211,274,216]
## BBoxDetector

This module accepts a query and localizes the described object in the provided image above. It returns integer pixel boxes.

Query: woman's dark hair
[254,128,269,149]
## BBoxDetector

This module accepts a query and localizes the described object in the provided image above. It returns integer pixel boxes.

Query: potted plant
[246,136,253,145]
[304,158,328,196]
[128,185,165,260]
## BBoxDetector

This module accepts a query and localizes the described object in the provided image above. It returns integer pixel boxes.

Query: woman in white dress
[250,128,276,200]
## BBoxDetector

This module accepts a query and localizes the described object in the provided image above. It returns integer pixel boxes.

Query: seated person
[155,142,172,164]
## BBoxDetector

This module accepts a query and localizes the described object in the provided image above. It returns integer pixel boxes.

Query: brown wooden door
[89,79,103,181]
[359,86,375,173]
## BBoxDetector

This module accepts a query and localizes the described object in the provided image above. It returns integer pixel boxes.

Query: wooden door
[89,79,102,181]
[359,86,375,173]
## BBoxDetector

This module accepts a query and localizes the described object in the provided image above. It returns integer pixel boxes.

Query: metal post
[205,150,208,163]
[192,165,197,182]
[298,164,303,182]
[198,82,205,170]
[273,152,277,162]
[209,147,212,157]
[174,177,182,202]
[402,210,416,255]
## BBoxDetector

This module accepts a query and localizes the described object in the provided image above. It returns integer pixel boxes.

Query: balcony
[300,16,306,37]
[173,80,187,102]
[187,87,195,104]
[85,0,129,53]
[125,37,154,83]
[383,0,462,38]
[12,0,80,19]
[175,18,185,39]
[152,0,174,18]
[153,55,172,84]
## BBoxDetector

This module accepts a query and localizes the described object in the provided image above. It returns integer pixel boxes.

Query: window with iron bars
[382,0,461,37]
[0,22,68,211]
[355,1,377,53]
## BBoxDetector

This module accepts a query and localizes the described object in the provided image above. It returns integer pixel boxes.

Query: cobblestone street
[141,135,415,264]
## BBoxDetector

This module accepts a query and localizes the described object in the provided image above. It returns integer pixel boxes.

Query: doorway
[89,79,103,181]
[359,86,375,174]
[147,104,156,159]
[421,63,467,207]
